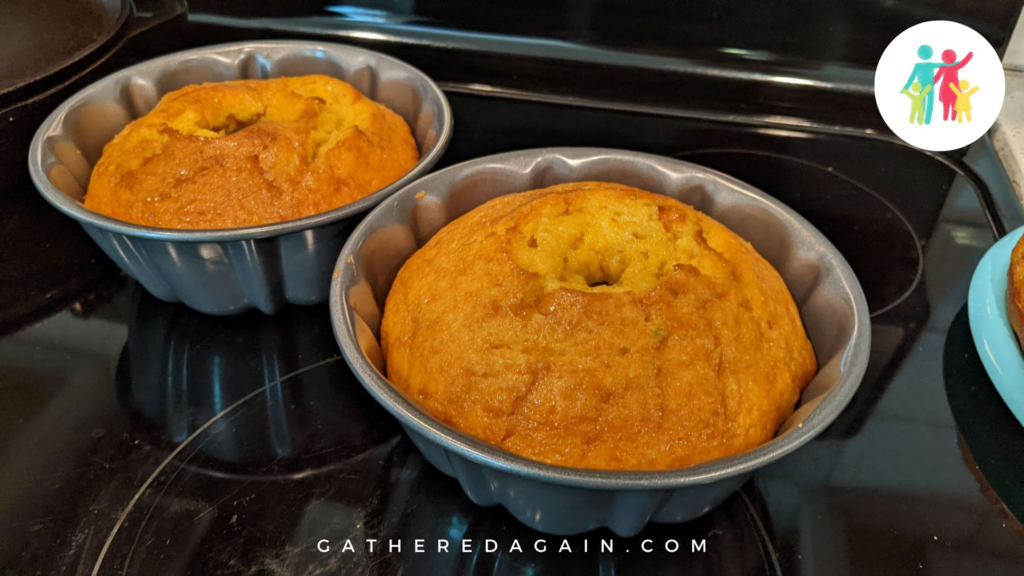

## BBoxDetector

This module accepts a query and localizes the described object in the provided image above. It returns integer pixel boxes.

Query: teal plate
[968,225,1024,427]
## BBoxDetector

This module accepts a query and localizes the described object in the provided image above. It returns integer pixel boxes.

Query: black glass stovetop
[3,88,1023,575]
[6,6,1024,561]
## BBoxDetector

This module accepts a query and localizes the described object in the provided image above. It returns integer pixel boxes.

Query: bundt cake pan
[329,148,871,537]
[28,41,452,315]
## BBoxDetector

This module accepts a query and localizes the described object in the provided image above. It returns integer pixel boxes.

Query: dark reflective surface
[4,15,1024,570]
[104,342,780,575]
[0,0,186,336]
[675,150,921,315]
[189,0,1021,68]
[944,305,1024,528]
[118,289,399,476]
[0,96,121,336]
[3,89,1024,574]
[148,0,1023,138]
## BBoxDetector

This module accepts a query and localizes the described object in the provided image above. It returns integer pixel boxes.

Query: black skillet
[0,0,186,112]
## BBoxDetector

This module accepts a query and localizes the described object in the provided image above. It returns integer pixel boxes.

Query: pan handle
[125,0,188,38]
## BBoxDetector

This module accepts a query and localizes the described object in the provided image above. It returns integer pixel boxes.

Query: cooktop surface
[3,86,1023,575]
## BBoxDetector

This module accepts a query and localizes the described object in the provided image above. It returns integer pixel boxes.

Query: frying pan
[0,0,186,112]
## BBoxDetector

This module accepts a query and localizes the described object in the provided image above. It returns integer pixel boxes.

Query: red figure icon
[934,49,974,121]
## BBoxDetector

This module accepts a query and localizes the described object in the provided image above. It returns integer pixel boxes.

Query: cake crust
[85,75,419,229]
[381,182,818,471]
[1009,234,1024,350]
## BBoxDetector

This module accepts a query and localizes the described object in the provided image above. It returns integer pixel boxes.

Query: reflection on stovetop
[101,305,781,574]
[117,289,400,478]
[944,305,1024,529]
[2,91,1024,575]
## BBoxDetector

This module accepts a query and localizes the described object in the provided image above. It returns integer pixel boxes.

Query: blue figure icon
[901,45,962,125]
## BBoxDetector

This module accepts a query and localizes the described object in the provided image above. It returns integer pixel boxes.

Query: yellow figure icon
[900,82,932,125]
[949,79,980,123]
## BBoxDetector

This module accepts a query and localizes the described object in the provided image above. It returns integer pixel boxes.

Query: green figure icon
[901,81,932,125]
[901,45,963,124]
[949,79,979,123]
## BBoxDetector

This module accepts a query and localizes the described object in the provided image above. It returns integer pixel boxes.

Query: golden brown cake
[1009,234,1024,350]
[381,182,818,471]
[84,75,419,229]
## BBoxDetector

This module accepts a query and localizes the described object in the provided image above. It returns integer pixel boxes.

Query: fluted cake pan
[28,40,452,315]
[329,148,871,536]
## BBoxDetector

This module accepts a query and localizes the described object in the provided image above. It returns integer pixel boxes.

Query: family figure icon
[901,45,978,125]
[874,21,1006,152]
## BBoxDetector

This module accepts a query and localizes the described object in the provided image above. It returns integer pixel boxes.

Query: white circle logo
[874,20,1005,152]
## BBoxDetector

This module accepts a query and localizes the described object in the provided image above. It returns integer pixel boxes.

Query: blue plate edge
[967,226,1024,428]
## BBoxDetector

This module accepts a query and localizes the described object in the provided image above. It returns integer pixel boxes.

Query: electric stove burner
[100,355,405,575]
[102,364,780,575]
[98,288,781,575]
[674,150,922,316]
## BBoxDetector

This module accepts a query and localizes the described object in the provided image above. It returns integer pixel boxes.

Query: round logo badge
[874,20,1005,152]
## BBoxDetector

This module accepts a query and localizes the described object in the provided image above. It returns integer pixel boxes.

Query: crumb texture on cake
[84,75,419,229]
[1009,235,1024,350]
[381,182,818,471]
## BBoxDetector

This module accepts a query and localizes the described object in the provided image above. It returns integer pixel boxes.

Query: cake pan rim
[330,146,871,491]
[27,39,453,243]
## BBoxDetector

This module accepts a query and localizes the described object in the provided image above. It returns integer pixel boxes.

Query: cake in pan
[381,182,817,471]
[84,75,419,229]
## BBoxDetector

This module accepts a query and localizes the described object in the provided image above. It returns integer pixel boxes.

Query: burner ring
[674,149,923,317]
